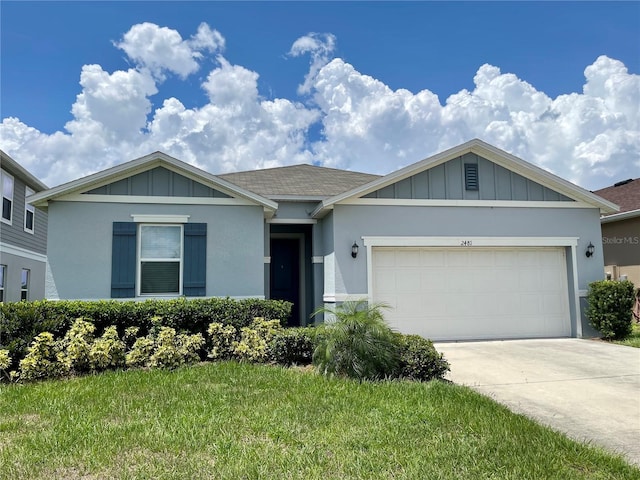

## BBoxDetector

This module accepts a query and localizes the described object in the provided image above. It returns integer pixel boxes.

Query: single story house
[29,139,617,340]
[0,150,48,302]
[593,178,640,286]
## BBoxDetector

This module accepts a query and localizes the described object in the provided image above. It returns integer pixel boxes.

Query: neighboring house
[29,139,617,340]
[0,150,48,302]
[594,178,640,286]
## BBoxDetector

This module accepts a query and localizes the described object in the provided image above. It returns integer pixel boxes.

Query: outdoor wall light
[585,242,595,258]
[351,241,359,258]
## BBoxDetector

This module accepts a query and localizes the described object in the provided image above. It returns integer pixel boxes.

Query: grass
[1,363,637,479]
[611,323,640,348]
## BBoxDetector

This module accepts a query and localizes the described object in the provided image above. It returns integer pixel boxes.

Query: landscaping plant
[587,280,635,339]
[312,300,400,380]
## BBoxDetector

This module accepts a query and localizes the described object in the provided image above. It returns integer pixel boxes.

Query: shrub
[0,349,10,381]
[269,327,315,366]
[395,334,449,381]
[232,318,282,363]
[18,332,67,381]
[207,322,237,360]
[125,336,155,368]
[587,280,635,339]
[312,301,399,381]
[89,326,126,371]
[1,298,292,367]
[57,318,96,373]
[149,327,204,369]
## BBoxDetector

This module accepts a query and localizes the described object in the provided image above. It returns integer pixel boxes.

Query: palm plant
[312,300,399,381]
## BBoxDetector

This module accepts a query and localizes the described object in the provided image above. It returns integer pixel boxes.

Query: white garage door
[372,247,571,341]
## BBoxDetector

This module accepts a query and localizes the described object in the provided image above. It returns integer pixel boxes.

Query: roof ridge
[218,163,380,177]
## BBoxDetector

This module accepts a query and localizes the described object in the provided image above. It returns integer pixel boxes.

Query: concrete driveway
[434,339,640,466]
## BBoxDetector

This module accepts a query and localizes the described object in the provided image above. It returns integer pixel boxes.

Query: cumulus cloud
[114,22,224,79]
[289,32,336,95]
[0,22,637,192]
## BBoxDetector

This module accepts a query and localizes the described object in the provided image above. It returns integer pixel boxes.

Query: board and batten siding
[0,170,47,255]
[363,153,573,202]
[86,166,231,198]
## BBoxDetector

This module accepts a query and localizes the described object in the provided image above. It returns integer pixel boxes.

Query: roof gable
[28,152,277,211]
[313,139,619,216]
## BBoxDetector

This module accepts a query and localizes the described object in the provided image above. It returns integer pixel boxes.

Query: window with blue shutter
[111,222,137,298]
[183,223,207,296]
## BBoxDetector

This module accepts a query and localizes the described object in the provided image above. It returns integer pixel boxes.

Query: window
[24,186,35,233]
[0,265,5,302]
[138,225,183,295]
[21,269,29,301]
[1,170,14,223]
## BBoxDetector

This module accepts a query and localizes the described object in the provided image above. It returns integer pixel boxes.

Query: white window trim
[1,170,14,225]
[0,264,6,303]
[24,186,35,234]
[20,268,29,301]
[136,224,184,297]
[131,214,190,224]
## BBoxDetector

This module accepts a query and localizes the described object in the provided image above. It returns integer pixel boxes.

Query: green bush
[18,332,68,381]
[0,349,10,378]
[207,322,237,360]
[125,336,155,369]
[395,334,449,382]
[587,280,635,339]
[269,327,315,366]
[149,327,205,369]
[57,318,96,373]
[232,318,282,363]
[0,298,291,367]
[89,326,126,371]
[312,301,400,381]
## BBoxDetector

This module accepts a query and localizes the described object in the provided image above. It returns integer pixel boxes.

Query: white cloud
[114,22,223,80]
[0,24,638,192]
[289,33,336,95]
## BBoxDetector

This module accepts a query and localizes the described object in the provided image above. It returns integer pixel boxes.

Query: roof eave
[601,208,640,224]
[0,150,48,191]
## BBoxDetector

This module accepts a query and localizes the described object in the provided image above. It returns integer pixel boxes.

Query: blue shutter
[183,223,207,296]
[111,222,137,298]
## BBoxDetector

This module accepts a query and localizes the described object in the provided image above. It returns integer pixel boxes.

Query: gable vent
[464,164,479,191]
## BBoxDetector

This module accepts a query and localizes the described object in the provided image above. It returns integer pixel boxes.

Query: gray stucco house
[29,139,617,340]
[0,150,48,302]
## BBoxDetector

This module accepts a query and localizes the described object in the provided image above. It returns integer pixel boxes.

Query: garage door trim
[362,236,580,337]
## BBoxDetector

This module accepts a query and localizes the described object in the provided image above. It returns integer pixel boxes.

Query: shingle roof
[218,164,381,198]
[593,178,640,216]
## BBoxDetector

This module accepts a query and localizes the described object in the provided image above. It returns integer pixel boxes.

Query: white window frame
[0,264,6,303]
[136,224,184,297]
[1,170,14,225]
[20,268,29,301]
[24,186,35,234]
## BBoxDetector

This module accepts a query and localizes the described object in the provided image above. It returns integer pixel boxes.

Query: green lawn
[612,323,640,348]
[1,362,637,479]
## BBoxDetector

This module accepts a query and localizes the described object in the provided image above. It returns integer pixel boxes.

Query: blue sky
[1,1,639,190]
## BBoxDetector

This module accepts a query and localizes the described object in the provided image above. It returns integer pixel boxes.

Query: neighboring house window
[0,265,6,302]
[1,170,14,224]
[111,222,206,298]
[21,269,29,301]
[139,225,183,295]
[24,186,35,233]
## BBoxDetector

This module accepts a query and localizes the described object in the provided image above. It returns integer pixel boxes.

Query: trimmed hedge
[587,280,635,340]
[0,298,291,369]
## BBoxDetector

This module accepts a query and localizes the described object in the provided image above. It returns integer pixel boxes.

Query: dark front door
[270,238,300,326]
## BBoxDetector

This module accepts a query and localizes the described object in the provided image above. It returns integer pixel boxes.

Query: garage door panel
[372,246,570,341]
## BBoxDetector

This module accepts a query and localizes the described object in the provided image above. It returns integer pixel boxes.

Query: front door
[270,238,300,326]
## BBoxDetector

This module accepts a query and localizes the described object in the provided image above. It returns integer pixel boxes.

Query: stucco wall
[327,204,605,336]
[46,201,265,299]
